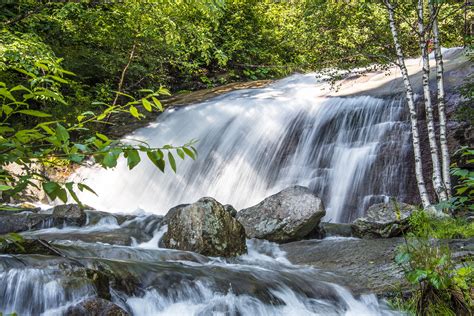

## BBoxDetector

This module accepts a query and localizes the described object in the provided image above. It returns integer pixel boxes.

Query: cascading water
[0,213,399,315]
[74,73,414,222]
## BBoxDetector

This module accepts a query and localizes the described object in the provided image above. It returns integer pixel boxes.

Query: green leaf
[65,182,82,206]
[55,124,69,142]
[176,148,185,160]
[168,152,176,172]
[152,97,163,111]
[16,110,52,117]
[56,188,68,203]
[95,133,109,142]
[183,147,196,160]
[43,181,60,195]
[0,88,15,102]
[147,150,165,172]
[125,149,141,170]
[129,106,140,118]
[142,98,152,112]
[2,104,13,115]
[78,183,97,196]
[102,151,119,168]
[0,185,13,191]
[0,126,14,134]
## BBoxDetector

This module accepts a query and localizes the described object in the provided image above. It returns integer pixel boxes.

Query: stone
[66,298,129,316]
[0,238,61,256]
[0,212,52,234]
[52,204,87,227]
[162,197,247,257]
[318,222,354,238]
[236,186,326,243]
[352,201,417,238]
[223,204,237,217]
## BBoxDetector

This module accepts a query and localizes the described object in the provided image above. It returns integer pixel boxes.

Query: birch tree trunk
[429,3,452,198]
[416,0,448,202]
[383,0,431,208]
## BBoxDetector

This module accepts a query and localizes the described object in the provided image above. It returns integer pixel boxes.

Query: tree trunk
[416,0,448,202]
[384,0,431,209]
[429,3,451,198]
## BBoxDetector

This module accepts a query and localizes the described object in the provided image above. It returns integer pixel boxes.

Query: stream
[1,212,398,315]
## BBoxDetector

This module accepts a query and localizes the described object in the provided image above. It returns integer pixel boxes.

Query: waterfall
[74,73,414,222]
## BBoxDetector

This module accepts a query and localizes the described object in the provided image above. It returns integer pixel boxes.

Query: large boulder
[352,201,417,238]
[236,186,326,243]
[66,298,129,316]
[52,204,87,227]
[162,197,247,257]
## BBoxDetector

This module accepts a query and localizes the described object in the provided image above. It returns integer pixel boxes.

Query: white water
[0,236,398,315]
[73,73,413,222]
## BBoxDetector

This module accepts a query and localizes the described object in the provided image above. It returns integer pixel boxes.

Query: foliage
[395,235,473,315]
[393,207,474,315]
[0,1,468,205]
[0,57,196,205]
[0,1,466,94]
[409,209,474,239]
[447,146,474,213]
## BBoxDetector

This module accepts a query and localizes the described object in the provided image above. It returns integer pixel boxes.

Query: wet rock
[352,201,417,238]
[52,204,87,227]
[162,197,247,257]
[321,222,354,238]
[66,298,129,316]
[0,238,61,256]
[67,268,112,300]
[281,238,406,295]
[224,204,237,217]
[0,212,51,234]
[27,229,149,246]
[236,186,326,243]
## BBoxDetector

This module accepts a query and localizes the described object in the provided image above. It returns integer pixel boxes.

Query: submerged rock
[66,298,129,316]
[162,197,247,257]
[52,204,87,227]
[236,186,325,243]
[352,201,417,238]
[320,222,354,238]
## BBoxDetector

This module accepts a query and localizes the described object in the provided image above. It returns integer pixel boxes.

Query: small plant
[393,209,474,315]
[449,146,474,213]
[408,210,474,239]
[395,237,473,315]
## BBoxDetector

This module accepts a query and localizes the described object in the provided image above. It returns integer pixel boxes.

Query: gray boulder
[0,203,87,234]
[66,298,129,316]
[52,204,87,227]
[0,212,51,234]
[236,186,326,243]
[162,197,247,257]
[352,201,417,238]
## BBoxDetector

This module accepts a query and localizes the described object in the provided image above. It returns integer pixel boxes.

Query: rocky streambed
[1,186,473,315]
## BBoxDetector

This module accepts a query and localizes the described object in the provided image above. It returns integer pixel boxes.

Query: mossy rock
[162,197,247,257]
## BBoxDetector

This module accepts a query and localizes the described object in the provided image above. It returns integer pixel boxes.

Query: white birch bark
[384,0,431,208]
[416,0,448,202]
[429,3,451,197]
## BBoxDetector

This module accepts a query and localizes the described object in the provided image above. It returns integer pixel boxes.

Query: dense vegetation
[0,1,472,314]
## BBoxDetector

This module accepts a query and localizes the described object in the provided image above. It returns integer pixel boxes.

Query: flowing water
[0,214,399,315]
[74,73,415,222]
